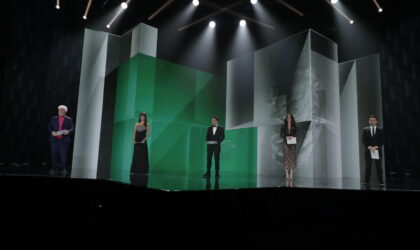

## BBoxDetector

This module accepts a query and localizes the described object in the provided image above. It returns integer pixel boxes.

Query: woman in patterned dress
[281,113,297,180]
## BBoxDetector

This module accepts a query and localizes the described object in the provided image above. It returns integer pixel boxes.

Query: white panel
[72,30,108,178]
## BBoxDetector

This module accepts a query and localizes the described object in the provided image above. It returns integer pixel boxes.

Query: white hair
[58,105,68,112]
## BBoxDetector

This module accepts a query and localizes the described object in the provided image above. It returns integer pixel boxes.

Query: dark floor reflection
[130,173,149,187]
[206,177,219,190]
[2,165,420,192]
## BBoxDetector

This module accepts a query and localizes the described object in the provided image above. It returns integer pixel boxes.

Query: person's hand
[51,131,57,136]
[287,136,293,140]
[140,140,145,144]
[369,146,375,152]
[63,130,69,135]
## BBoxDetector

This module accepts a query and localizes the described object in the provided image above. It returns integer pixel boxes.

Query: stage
[2,0,419,247]
[1,165,420,193]
[1,168,420,248]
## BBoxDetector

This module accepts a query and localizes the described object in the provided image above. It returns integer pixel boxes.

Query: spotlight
[121,2,128,9]
[83,0,93,20]
[349,20,354,24]
[106,24,111,28]
[209,21,216,28]
[372,0,383,14]
[55,5,60,9]
[239,19,246,27]
[250,0,258,4]
[192,0,199,6]
[331,0,338,4]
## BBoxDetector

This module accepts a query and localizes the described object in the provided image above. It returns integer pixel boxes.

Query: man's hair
[212,116,219,121]
[369,114,377,120]
[58,105,68,112]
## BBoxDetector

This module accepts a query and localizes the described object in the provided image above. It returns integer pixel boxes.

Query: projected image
[226,30,383,187]
[103,54,257,189]
[227,30,342,185]
[91,29,384,190]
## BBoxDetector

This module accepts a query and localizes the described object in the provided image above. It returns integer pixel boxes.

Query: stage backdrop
[108,53,257,183]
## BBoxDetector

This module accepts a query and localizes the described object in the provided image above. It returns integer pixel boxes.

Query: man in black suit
[203,116,225,178]
[362,115,384,185]
[48,105,74,176]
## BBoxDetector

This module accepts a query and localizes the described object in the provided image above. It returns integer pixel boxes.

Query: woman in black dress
[281,113,297,181]
[131,112,150,175]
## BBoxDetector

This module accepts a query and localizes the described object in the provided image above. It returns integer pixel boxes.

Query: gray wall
[339,54,385,183]
[226,30,343,185]
[71,23,157,179]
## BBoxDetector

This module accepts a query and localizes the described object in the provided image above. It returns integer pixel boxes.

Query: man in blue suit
[48,105,74,175]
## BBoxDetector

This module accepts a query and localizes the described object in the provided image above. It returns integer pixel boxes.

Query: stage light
[209,21,216,28]
[56,5,60,9]
[372,0,383,13]
[250,0,258,5]
[83,0,93,20]
[55,0,60,9]
[239,19,246,27]
[326,0,354,25]
[106,0,130,29]
[192,0,199,6]
[331,0,338,4]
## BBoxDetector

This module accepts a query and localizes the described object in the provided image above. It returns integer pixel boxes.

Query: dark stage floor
[1,166,420,248]
[1,165,420,192]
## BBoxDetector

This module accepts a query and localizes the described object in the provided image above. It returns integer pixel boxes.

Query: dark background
[0,0,419,177]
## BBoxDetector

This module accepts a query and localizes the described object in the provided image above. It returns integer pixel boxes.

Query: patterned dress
[281,124,297,170]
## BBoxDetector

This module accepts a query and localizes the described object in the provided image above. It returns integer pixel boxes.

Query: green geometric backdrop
[110,53,257,183]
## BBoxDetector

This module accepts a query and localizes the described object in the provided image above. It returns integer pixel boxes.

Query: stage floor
[1,166,420,192]
[116,172,420,192]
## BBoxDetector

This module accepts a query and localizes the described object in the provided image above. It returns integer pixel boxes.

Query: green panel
[110,53,257,186]
[222,127,258,175]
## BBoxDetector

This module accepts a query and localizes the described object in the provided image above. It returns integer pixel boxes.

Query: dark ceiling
[37,0,417,34]
[4,0,419,73]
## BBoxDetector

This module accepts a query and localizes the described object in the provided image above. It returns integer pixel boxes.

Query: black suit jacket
[362,126,384,155]
[206,126,225,148]
[48,115,75,143]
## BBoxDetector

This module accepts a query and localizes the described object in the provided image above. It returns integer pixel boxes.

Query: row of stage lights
[193,0,258,7]
[330,0,382,12]
[193,0,256,28]
[54,0,384,29]
[329,0,383,24]
[207,19,247,28]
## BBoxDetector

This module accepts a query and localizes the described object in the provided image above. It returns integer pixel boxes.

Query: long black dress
[130,124,149,174]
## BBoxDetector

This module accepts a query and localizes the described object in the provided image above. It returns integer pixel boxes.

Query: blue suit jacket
[48,115,74,143]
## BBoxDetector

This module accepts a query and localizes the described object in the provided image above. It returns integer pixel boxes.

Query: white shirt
[370,126,376,137]
[212,125,218,135]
